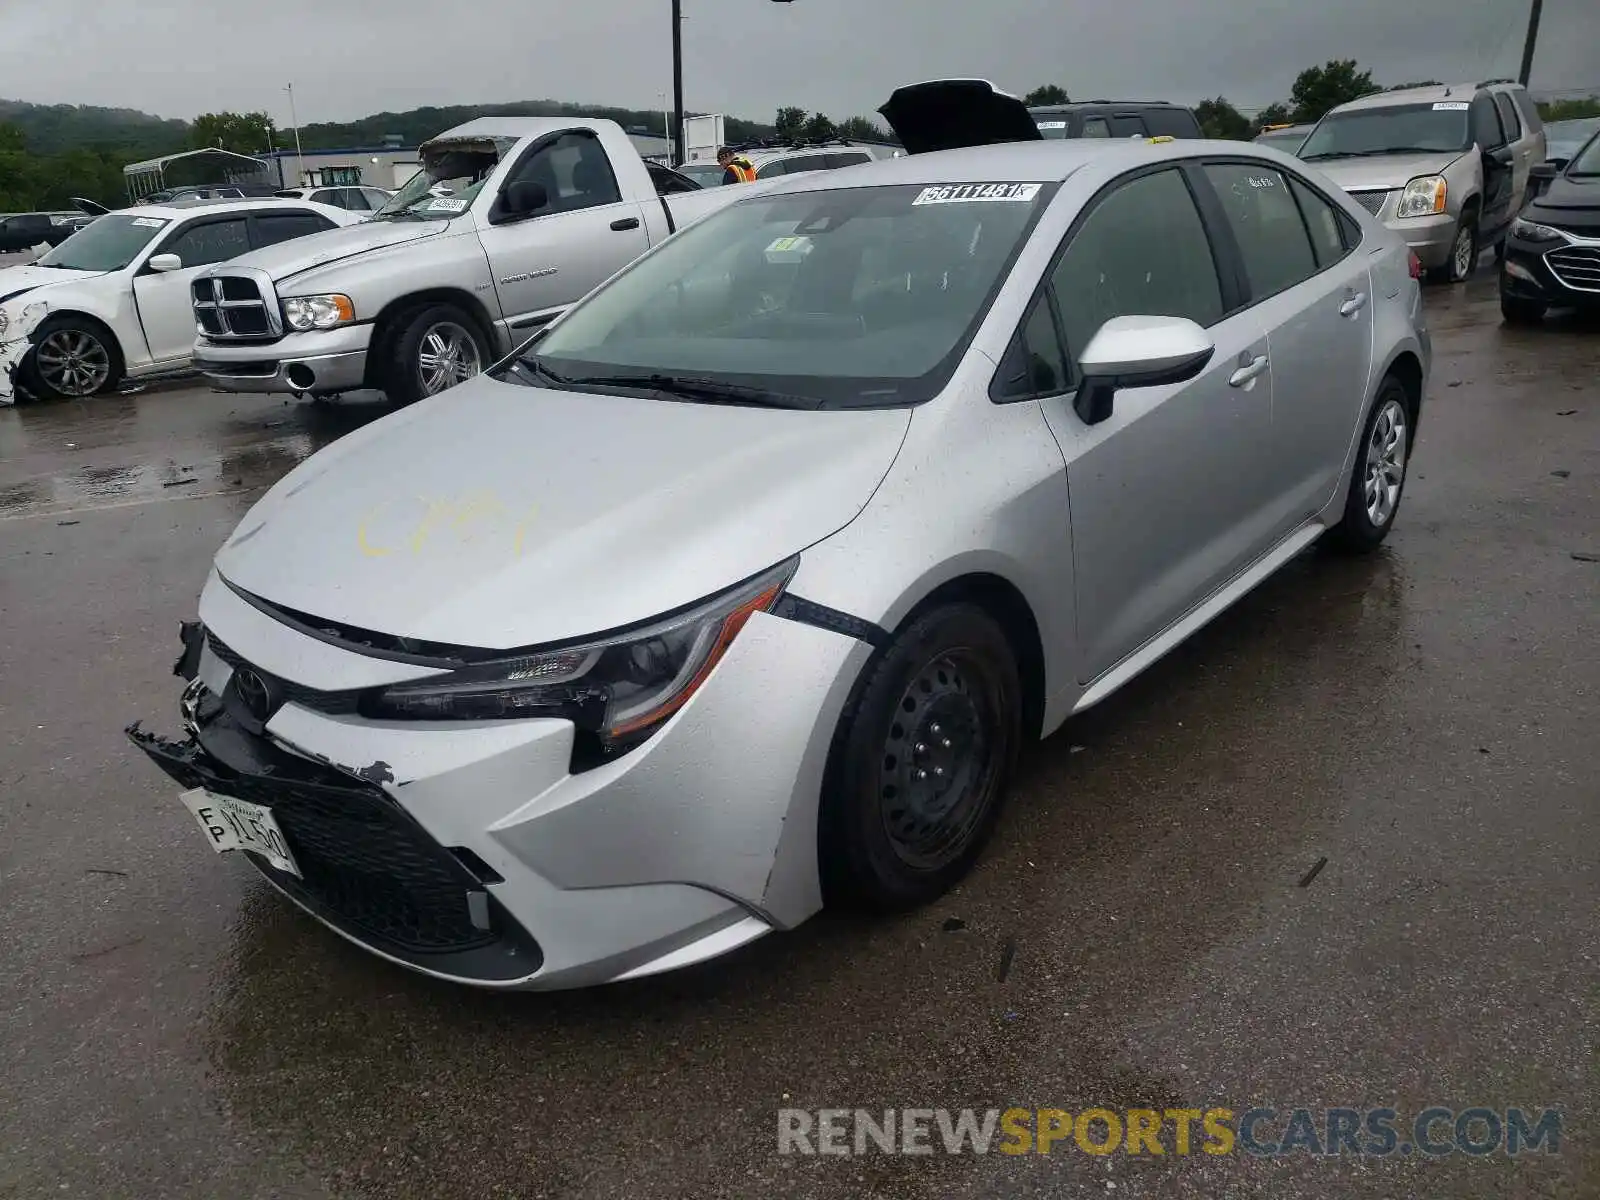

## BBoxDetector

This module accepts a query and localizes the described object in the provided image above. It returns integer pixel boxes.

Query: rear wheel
[1326,377,1412,554]
[1499,293,1547,325]
[820,604,1022,911]
[21,316,124,400]
[379,303,490,406]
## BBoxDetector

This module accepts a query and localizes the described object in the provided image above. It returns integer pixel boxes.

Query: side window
[1493,93,1522,141]
[648,164,700,194]
[994,295,1071,401]
[1082,117,1113,139]
[162,218,251,268]
[756,158,790,178]
[1145,109,1201,138]
[1050,167,1224,363]
[1511,89,1543,134]
[1286,176,1349,268]
[1202,162,1319,297]
[363,189,393,209]
[1471,94,1506,149]
[506,132,623,216]
[824,152,873,169]
[252,211,337,248]
[310,188,344,208]
[1110,115,1147,138]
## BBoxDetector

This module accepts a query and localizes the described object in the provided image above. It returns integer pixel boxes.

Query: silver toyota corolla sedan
[130,82,1430,990]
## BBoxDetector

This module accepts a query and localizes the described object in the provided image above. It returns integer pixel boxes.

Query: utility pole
[1518,0,1543,86]
[285,83,306,186]
[670,0,685,167]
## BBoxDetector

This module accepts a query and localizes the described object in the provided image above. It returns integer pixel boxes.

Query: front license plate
[178,787,302,879]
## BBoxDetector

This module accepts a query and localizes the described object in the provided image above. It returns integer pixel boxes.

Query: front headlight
[282,293,355,331]
[1510,217,1567,244]
[362,558,799,754]
[1395,175,1448,218]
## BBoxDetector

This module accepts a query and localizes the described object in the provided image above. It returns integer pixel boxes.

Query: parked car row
[126,77,1431,990]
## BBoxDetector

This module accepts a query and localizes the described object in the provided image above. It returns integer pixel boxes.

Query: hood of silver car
[1312,150,1466,192]
[216,218,453,283]
[214,377,912,649]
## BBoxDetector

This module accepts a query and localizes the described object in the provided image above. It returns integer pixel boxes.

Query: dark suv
[1500,126,1600,323]
[1028,101,1202,141]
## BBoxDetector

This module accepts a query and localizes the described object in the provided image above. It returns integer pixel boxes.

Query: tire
[1326,377,1413,554]
[1428,213,1478,284]
[20,315,124,400]
[378,303,491,406]
[1500,292,1547,325]
[819,603,1022,911]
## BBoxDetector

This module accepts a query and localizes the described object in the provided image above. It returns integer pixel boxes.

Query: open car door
[878,79,1044,155]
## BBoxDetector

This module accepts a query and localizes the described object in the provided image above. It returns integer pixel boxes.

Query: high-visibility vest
[726,157,757,183]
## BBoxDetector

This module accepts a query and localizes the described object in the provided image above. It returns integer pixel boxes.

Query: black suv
[1500,125,1600,324]
[1028,101,1202,141]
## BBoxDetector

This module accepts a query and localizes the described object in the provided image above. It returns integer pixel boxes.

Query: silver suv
[1298,80,1545,282]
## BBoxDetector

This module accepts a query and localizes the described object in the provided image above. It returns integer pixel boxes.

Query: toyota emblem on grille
[233,667,277,721]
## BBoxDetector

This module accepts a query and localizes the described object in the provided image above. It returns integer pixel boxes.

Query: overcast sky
[2,0,1596,127]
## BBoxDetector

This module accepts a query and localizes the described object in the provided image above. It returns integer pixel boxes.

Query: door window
[1110,115,1147,138]
[1082,117,1113,138]
[1471,94,1506,149]
[161,218,251,268]
[1049,167,1224,365]
[1492,93,1522,141]
[505,132,623,216]
[823,152,873,169]
[252,210,338,248]
[1286,176,1350,268]
[1202,162,1318,298]
[756,158,791,178]
[310,188,344,208]
[1145,109,1201,138]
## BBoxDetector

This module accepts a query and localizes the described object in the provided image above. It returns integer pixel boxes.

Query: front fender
[0,299,50,404]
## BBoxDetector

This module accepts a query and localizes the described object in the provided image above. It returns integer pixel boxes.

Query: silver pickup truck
[192,117,758,404]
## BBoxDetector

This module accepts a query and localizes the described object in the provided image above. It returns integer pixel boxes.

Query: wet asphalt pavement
[0,277,1595,1199]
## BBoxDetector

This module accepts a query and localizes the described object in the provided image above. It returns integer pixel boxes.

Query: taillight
[1407,251,1424,280]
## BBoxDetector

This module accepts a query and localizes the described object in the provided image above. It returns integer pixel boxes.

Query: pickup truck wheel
[22,316,124,399]
[382,305,489,405]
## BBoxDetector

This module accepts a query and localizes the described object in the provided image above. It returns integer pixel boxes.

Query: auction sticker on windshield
[425,197,467,212]
[131,217,168,228]
[1433,102,1470,111]
[913,183,1042,205]
[178,787,301,878]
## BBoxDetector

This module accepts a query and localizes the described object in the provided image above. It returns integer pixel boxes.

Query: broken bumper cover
[125,574,871,989]
[0,298,49,405]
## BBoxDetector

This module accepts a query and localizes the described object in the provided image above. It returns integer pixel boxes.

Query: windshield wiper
[562,372,821,409]
[1305,147,1453,161]
[510,356,568,386]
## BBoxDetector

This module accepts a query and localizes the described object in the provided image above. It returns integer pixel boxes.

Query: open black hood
[878,79,1043,155]
[69,196,111,216]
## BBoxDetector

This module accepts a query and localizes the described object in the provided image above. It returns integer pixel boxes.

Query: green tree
[1256,102,1294,128]
[191,111,277,155]
[1289,60,1379,123]
[837,115,891,143]
[1194,97,1253,140]
[1540,96,1600,120]
[774,106,807,141]
[801,112,837,141]
[1024,85,1069,106]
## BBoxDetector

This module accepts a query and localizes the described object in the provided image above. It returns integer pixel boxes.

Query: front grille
[193,273,279,342]
[205,629,361,715]
[1349,190,1389,216]
[1546,246,1600,292]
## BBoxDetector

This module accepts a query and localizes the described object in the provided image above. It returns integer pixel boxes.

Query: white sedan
[0,197,363,403]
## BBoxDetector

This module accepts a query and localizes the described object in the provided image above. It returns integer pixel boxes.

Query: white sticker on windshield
[1433,101,1469,111]
[1036,121,1068,131]
[425,197,466,212]
[764,235,814,263]
[913,183,1042,206]
[131,217,167,228]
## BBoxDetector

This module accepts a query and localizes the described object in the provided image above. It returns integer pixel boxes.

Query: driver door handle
[610,217,641,232]
[1229,353,1269,388]
[1339,290,1369,318]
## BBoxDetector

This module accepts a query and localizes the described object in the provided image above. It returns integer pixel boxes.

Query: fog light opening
[285,363,316,391]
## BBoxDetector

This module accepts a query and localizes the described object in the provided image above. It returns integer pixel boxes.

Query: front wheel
[1326,378,1412,554]
[1500,293,1547,325]
[380,304,490,406]
[820,604,1022,911]
[1428,215,1478,284]
[21,316,124,400]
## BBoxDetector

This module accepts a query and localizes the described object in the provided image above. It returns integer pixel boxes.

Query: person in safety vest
[717,146,757,184]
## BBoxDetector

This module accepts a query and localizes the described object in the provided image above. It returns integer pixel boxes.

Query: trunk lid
[878,79,1043,155]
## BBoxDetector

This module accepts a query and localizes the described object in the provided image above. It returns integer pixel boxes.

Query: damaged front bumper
[0,298,49,405]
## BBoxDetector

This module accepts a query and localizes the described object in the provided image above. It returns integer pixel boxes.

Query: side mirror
[500,180,550,220]
[148,253,183,273]
[1073,315,1215,426]
[1530,161,1559,181]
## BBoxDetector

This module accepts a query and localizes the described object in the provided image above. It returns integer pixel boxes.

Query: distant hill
[0,97,779,159]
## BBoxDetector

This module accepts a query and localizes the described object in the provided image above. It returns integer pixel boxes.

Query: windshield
[35,213,170,271]
[1254,129,1307,153]
[1034,118,1070,140]
[1299,104,1471,159]
[519,180,1054,409]
[373,138,515,220]
[1570,128,1600,176]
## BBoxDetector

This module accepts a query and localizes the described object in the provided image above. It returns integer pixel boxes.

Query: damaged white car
[0,197,361,403]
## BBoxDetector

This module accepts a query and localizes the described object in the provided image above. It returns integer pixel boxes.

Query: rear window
[1143,108,1201,138]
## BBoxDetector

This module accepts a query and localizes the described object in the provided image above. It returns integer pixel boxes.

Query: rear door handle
[1229,353,1268,388]
[1339,290,1369,318]
[610,217,641,232]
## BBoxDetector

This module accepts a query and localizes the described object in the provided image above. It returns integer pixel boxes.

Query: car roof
[1332,82,1496,113]
[112,197,349,220]
[752,136,1252,195]
[1029,100,1187,113]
